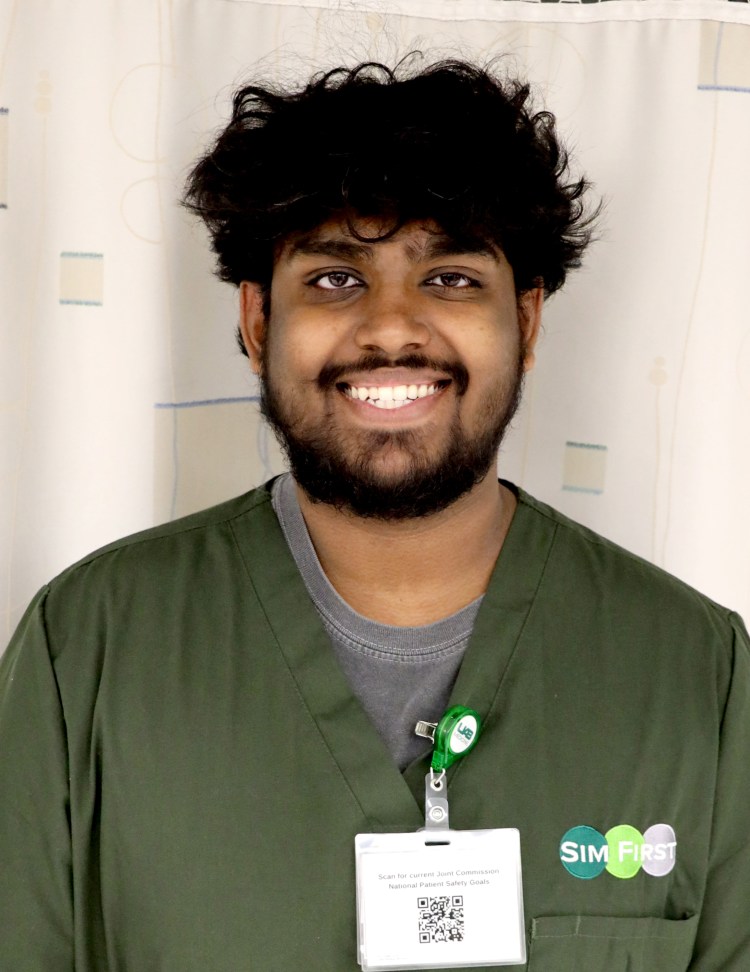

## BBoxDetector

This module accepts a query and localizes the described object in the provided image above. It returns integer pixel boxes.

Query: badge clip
[416,705,482,832]
[424,769,450,833]
[414,720,437,741]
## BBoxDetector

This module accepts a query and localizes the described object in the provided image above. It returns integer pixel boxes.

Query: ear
[517,286,544,372]
[238,281,266,374]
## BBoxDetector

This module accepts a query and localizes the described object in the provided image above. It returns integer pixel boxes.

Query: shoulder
[62,481,276,572]
[38,481,280,643]
[514,486,745,657]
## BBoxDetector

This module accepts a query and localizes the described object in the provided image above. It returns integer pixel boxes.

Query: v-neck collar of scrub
[231,480,557,827]
[401,483,558,797]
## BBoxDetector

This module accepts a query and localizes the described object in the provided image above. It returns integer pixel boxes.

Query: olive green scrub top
[1,482,748,971]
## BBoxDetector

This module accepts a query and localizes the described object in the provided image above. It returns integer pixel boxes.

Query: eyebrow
[284,232,498,265]
[416,236,497,262]
[286,238,374,262]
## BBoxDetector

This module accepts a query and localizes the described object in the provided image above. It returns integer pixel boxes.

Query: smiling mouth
[337,380,450,410]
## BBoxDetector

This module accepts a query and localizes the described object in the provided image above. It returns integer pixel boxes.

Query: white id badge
[355,828,525,970]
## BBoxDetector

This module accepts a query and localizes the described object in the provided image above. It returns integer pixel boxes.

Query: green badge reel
[415,705,482,831]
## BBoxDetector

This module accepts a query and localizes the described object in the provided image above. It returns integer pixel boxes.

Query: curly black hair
[183,57,596,301]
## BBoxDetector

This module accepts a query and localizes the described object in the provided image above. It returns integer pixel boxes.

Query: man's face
[240,219,541,519]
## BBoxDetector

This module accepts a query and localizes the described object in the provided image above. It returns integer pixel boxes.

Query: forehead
[276,218,503,266]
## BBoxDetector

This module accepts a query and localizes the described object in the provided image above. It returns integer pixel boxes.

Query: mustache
[317,352,469,396]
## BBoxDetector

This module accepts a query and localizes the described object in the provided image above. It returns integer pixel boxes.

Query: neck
[295,473,516,626]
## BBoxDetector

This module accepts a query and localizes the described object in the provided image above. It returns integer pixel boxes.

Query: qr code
[417,895,464,943]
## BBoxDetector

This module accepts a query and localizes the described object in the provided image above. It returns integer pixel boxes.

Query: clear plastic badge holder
[354,707,526,971]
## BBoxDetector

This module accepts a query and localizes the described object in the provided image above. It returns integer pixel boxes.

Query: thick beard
[259,353,526,521]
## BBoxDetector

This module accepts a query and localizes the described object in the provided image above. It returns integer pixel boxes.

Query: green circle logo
[559,826,608,879]
[605,825,644,879]
[561,823,676,880]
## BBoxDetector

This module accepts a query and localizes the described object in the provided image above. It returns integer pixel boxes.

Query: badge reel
[355,706,526,971]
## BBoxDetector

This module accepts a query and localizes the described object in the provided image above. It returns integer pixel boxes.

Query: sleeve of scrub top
[688,612,750,970]
[0,588,75,971]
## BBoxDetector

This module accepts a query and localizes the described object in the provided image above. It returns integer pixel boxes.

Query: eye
[311,272,363,290]
[425,272,477,289]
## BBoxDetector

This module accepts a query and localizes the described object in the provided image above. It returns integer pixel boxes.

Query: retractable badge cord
[354,705,527,971]
[415,705,481,833]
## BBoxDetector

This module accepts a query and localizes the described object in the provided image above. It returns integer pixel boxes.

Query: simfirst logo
[559,824,677,880]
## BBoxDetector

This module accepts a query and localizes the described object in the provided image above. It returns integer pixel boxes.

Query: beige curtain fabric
[2,1,750,650]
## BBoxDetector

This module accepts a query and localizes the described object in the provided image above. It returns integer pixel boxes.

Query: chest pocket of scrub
[526,914,698,971]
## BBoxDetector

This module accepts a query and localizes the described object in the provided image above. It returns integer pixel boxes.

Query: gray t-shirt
[271,474,481,769]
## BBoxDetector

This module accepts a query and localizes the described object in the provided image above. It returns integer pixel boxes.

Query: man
[1,59,748,971]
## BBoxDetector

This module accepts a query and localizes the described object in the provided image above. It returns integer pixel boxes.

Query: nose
[353,287,430,355]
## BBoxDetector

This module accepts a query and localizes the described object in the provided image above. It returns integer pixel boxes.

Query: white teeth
[374,398,407,409]
[344,381,442,404]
